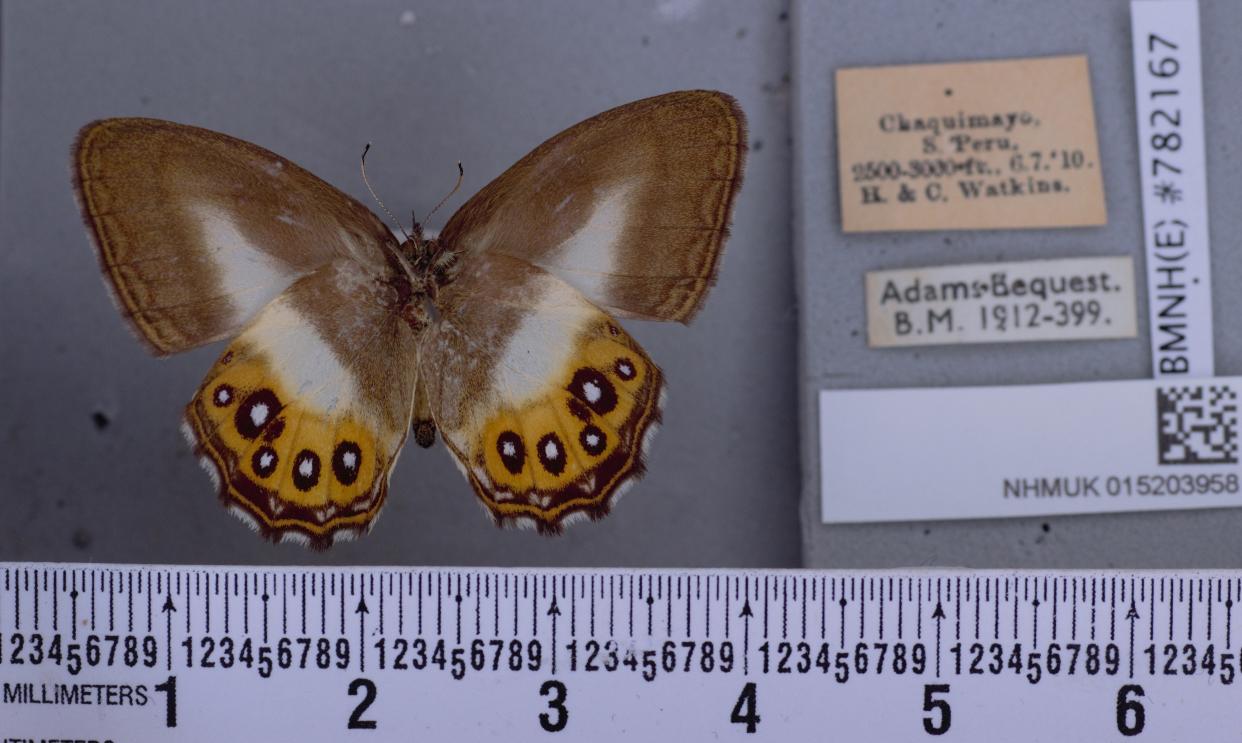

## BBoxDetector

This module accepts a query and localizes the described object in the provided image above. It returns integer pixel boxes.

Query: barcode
[1157,385,1238,465]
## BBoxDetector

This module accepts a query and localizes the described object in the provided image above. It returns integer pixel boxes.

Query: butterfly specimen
[72,91,746,548]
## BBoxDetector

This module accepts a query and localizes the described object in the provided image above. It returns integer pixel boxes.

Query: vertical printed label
[1131,0,1214,377]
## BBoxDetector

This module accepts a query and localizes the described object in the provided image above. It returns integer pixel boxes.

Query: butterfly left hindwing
[184,259,418,548]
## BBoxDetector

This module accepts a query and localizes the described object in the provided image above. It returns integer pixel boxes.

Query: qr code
[1157,385,1239,465]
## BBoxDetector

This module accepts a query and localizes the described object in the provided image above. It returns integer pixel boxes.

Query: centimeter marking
[3,566,1242,741]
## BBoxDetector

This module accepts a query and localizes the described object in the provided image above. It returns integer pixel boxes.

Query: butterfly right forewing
[437,90,746,324]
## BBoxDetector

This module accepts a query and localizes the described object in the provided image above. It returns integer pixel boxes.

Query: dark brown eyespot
[212,384,235,407]
[251,446,279,478]
[292,449,321,491]
[496,431,525,475]
[568,368,617,415]
[235,389,282,439]
[537,433,567,475]
[332,441,362,486]
[579,425,607,456]
[614,357,637,381]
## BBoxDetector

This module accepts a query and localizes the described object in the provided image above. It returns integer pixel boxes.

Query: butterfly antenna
[424,162,465,223]
[360,143,412,243]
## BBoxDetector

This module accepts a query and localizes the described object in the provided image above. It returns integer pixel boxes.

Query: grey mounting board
[794,0,1242,568]
[0,1,797,567]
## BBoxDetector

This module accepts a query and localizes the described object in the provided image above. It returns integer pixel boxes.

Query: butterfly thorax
[391,235,459,331]
[404,236,459,288]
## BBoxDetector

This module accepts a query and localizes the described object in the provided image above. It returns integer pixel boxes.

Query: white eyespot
[215,388,231,404]
[619,363,633,376]
[544,440,560,460]
[298,458,314,478]
[250,403,269,427]
[259,452,274,468]
[583,381,602,403]
[502,441,516,457]
[342,451,357,470]
[585,433,600,447]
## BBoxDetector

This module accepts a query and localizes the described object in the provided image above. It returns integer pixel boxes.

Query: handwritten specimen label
[835,55,1107,232]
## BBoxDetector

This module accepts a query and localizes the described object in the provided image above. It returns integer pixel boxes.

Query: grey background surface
[0,1,799,567]
[795,0,1242,568]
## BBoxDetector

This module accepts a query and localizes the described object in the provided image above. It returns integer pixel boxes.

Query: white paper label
[820,377,1241,523]
[865,257,1138,347]
[1131,0,1214,377]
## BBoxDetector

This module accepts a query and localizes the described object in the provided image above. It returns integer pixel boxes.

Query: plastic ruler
[3,564,1242,740]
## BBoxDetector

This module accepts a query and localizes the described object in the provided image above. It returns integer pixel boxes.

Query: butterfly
[71,90,746,548]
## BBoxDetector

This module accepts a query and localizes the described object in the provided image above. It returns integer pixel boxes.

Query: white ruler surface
[5,565,1242,740]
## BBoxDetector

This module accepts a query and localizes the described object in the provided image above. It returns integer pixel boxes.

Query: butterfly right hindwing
[421,254,664,532]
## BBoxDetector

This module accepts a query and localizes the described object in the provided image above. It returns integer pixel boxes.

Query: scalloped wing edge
[180,415,393,550]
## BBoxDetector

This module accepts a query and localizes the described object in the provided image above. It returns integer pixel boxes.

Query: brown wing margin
[438,90,748,323]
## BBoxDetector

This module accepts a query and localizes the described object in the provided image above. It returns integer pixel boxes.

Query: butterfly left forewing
[185,259,419,547]
[74,118,401,355]
[421,254,663,532]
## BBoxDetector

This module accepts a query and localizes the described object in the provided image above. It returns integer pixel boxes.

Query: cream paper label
[836,55,1107,231]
